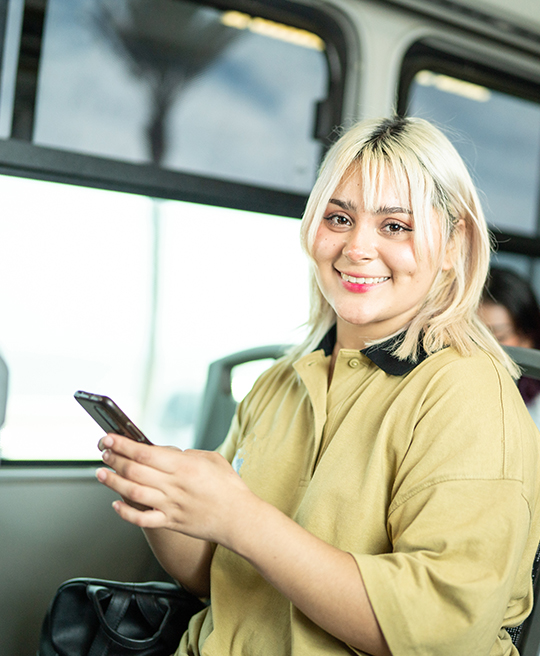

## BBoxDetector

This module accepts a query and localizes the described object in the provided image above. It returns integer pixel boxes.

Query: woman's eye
[383,221,412,234]
[325,214,351,228]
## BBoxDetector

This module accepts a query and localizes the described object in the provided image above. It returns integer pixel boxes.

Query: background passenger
[96,116,540,656]
[479,266,540,425]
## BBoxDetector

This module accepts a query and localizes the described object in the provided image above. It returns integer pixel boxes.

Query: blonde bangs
[358,152,443,266]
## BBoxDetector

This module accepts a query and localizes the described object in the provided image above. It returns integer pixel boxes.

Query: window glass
[33,0,328,193]
[490,251,532,279]
[407,70,540,237]
[0,175,309,461]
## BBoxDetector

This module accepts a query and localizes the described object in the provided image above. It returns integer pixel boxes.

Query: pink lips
[339,272,389,294]
[341,279,378,293]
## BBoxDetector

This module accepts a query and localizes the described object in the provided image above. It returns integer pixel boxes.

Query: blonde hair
[289,116,519,378]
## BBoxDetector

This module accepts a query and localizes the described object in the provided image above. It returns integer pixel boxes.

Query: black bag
[38,578,206,656]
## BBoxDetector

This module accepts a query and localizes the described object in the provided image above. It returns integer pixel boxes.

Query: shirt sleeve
[353,479,530,655]
[352,355,537,656]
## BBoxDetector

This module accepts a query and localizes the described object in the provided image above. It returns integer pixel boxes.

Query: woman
[96,116,540,656]
[479,266,540,425]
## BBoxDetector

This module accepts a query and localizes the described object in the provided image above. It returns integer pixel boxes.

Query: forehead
[331,163,412,211]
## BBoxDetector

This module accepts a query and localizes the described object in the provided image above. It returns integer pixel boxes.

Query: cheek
[312,230,340,264]
[394,250,439,295]
[389,243,419,277]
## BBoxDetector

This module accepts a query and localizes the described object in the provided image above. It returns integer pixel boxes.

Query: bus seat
[192,345,288,452]
[502,345,540,654]
[504,345,540,381]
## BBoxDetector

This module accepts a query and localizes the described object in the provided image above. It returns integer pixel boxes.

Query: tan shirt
[177,344,540,656]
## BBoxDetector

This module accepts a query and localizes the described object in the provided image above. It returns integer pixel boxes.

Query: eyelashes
[322,214,413,235]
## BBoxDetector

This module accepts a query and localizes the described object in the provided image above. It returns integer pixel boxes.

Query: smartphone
[74,390,153,445]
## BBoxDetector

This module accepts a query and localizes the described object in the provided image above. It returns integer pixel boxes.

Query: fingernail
[103,436,114,448]
[102,449,111,462]
[95,468,107,482]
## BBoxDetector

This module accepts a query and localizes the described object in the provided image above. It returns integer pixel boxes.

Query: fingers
[95,436,248,541]
[99,449,159,495]
[111,499,168,529]
[98,434,154,464]
[96,466,164,509]
[95,435,187,514]
[98,433,182,474]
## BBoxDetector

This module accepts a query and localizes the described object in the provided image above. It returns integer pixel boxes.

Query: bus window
[0,176,309,462]
[406,69,540,238]
[0,0,348,462]
[402,54,540,291]
[32,0,327,193]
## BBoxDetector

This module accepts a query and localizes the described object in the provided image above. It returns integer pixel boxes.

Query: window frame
[2,0,354,219]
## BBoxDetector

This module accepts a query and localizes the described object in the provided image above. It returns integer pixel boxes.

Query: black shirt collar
[317,324,429,376]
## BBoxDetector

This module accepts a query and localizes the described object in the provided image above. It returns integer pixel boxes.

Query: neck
[335,319,372,352]
[329,326,368,383]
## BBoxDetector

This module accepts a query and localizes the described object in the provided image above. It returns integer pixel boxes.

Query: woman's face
[312,168,454,349]
[478,302,533,348]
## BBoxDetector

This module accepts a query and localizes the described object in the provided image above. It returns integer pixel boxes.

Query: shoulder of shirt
[408,346,515,388]
[404,349,528,422]
[419,346,510,376]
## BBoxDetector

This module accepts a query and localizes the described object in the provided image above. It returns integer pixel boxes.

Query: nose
[342,225,377,262]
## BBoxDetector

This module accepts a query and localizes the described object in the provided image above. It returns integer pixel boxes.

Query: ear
[442,219,465,271]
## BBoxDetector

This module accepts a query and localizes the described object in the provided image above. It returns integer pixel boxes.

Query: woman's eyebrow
[328,199,412,215]
[375,205,413,215]
[328,198,356,211]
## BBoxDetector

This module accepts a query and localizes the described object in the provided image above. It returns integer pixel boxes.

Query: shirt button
[348,358,360,368]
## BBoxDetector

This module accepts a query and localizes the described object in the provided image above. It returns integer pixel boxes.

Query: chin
[338,313,379,327]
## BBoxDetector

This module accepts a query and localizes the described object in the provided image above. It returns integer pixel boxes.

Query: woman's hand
[96,434,255,546]
[96,435,390,654]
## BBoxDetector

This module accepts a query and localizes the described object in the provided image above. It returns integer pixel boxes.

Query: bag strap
[86,584,173,652]
[135,592,169,628]
[87,586,131,656]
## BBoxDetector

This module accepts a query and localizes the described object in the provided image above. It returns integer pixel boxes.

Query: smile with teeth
[340,273,389,284]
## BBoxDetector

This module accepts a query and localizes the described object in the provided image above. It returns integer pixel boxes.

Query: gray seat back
[502,345,540,654]
[193,345,287,452]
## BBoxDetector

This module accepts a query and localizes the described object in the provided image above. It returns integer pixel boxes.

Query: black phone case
[74,391,152,445]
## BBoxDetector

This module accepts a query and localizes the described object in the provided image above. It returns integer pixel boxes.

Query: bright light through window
[0,175,309,461]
